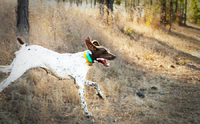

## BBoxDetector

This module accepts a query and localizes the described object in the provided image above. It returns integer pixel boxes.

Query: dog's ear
[92,40,100,46]
[85,36,96,51]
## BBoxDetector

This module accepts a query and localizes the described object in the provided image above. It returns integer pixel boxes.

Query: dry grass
[0,0,200,123]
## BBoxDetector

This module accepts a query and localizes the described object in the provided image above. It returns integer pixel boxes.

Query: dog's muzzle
[96,58,109,67]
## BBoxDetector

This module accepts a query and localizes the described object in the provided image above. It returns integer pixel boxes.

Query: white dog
[0,36,116,117]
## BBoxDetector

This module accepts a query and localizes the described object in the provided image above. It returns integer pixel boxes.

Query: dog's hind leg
[85,80,104,99]
[0,65,12,73]
[0,59,46,92]
[0,58,16,73]
[0,65,29,92]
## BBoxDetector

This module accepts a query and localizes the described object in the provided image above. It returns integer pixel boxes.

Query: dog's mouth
[96,58,109,67]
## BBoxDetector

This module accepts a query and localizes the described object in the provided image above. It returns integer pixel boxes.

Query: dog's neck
[83,50,94,66]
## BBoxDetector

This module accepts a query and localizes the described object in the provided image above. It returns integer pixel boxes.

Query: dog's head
[85,36,116,67]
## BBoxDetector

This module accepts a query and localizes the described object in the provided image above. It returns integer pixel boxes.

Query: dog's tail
[17,37,25,45]
[0,65,12,73]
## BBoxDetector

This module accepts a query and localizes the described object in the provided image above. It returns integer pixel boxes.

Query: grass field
[0,0,200,123]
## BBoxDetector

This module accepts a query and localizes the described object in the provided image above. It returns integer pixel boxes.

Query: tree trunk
[184,0,187,25]
[106,0,114,12]
[150,0,152,6]
[94,0,96,7]
[17,0,29,39]
[175,0,178,13]
[125,0,127,8]
[99,0,104,16]
[106,0,114,24]
[133,0,135,7]
[76,0,79,6]
[110,0,114,12]
[169,0,173,32]
[70,0,73,6]
[79,0,82,6]
[160,0,166,26]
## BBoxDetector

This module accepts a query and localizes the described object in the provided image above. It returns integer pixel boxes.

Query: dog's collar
[84,50,94,66]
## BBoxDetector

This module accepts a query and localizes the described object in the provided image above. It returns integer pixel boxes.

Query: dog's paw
[86,113,93,118]
[97,93,104,99]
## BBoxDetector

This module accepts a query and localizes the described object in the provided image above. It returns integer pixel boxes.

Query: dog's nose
[113,55,116,59]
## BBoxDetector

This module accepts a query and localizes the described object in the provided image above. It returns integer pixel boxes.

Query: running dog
[0,36,116,117]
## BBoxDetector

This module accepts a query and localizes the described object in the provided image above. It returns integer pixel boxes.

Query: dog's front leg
[76,81,92,117]
[85,80,104,99]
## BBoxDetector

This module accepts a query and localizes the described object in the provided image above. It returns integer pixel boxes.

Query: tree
[70,0,73,6]
[106,0,114,12]
[94,0,96,7]
[184,0,187,25]
[106,0,114,24]
[133,0,135,7]
[99,0,104,16]
[160,0,166,26]
[17,0,29,40]
[169,0,173,32]
[175,0,178,13]
[76,0,79,6]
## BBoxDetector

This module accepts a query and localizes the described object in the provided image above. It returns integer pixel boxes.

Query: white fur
[0,43,103,117]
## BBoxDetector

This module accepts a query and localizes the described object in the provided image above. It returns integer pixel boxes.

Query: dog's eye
[103,50,108,54]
